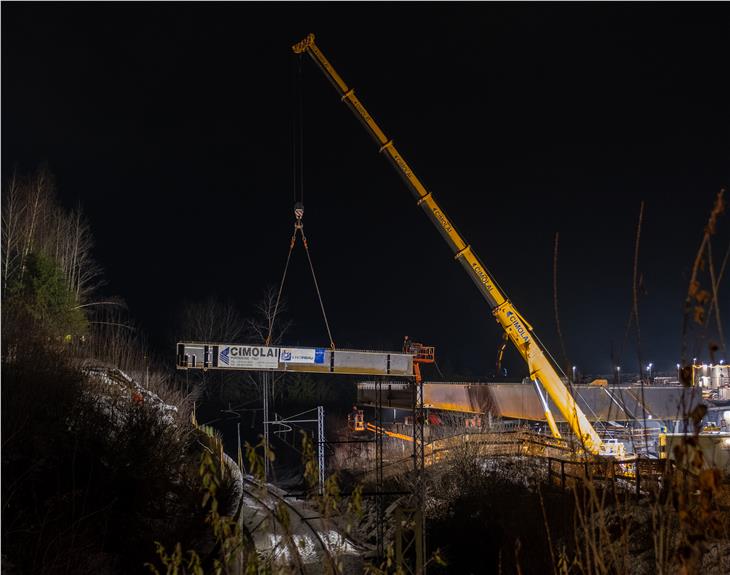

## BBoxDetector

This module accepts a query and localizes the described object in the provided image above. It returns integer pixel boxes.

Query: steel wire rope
[297,55,305,207]
[266,239,295,347]
[461,238,607,439]
[267,54,335,349]
[449,202,610,446]
[302,233,335,349]
[266,58,302,348]
[531,330,609,436]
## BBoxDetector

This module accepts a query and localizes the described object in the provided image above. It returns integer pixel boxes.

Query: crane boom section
[293,35,501,308]
[293,33,605,455]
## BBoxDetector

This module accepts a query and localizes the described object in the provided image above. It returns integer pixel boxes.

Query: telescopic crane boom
[293,33,614,456]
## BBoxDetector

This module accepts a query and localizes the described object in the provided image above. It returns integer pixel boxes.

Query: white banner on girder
[280,347,325,364]
[218,345,279,369]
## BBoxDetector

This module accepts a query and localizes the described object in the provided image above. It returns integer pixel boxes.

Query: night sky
[3,3,729,378]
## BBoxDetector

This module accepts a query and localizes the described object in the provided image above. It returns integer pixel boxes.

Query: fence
[545,456,666,496]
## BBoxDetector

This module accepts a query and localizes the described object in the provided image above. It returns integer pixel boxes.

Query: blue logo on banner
[282,351,292,361]
[219,347,230,365]
[314,348,325,364]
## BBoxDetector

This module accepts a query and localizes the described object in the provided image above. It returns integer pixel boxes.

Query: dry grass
[1,327,216,574]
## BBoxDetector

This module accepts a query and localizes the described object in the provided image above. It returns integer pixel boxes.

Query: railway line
[240,475,362,574]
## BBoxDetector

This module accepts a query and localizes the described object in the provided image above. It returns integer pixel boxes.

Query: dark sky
[3,2,729,378]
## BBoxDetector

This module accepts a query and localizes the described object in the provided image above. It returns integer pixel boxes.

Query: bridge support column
[394,377,426,575]
[414,377,425,574]
[375,377,385,558]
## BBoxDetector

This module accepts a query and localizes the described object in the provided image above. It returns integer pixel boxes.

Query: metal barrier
[545,456,665,496]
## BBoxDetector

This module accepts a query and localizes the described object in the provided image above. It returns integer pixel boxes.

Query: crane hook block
[292,33,315,54]
[294,202,304,222]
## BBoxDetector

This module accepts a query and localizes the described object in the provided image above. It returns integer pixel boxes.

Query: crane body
[293,33,619,457]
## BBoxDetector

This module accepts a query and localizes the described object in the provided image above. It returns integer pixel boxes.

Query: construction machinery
[347,337,433,435]
[402,336,435,385]
[367,422,416,443]
[348,406,365,432]
[293,33,622,457]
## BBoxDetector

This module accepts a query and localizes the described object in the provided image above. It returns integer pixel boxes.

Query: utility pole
[317,405,325,496]
[263,407,325,495]
[263,371,270,482]
[237,421,242,471]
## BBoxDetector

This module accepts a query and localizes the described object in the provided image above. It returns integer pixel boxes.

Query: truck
[293,33,622,457]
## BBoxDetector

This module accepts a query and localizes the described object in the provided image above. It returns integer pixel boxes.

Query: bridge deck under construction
[176,341,414,377]
[357,381,703,423]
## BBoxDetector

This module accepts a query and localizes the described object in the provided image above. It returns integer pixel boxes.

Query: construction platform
[176,341,414,377]
[357,381,704,422]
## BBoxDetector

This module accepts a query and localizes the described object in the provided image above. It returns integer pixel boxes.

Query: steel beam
[177,341,413,377]
[357,381,703,423]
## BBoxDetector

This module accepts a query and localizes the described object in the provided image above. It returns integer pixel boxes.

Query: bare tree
[682,189,726,364]
[241,287,293,404]
[19,167,52,280]
[175,296,247,402]
[83,305,144,372]
[65,207,102,301]
[178,297,246,343]
[245,285,292,345]
[2,167,101,305]
[2,172,25,291]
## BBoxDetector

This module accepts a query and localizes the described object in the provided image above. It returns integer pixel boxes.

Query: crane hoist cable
[265,58,335,350]
[265,204,336,350]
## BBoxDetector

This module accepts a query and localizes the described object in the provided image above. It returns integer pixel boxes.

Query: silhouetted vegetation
[0,168,226,573]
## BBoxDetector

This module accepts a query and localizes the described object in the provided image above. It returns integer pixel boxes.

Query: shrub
[1,346,207,574]
[5,252,87,340]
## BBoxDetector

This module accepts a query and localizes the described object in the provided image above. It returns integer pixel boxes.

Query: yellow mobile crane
[293,34,620,457]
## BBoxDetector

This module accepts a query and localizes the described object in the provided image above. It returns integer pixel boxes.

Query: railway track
[240,475,342,574]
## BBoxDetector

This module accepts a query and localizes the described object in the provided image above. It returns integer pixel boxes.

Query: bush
[1,346,208,574]
[5,252,87,340]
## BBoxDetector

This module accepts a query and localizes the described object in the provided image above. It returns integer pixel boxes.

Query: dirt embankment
[1,346,235,574]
